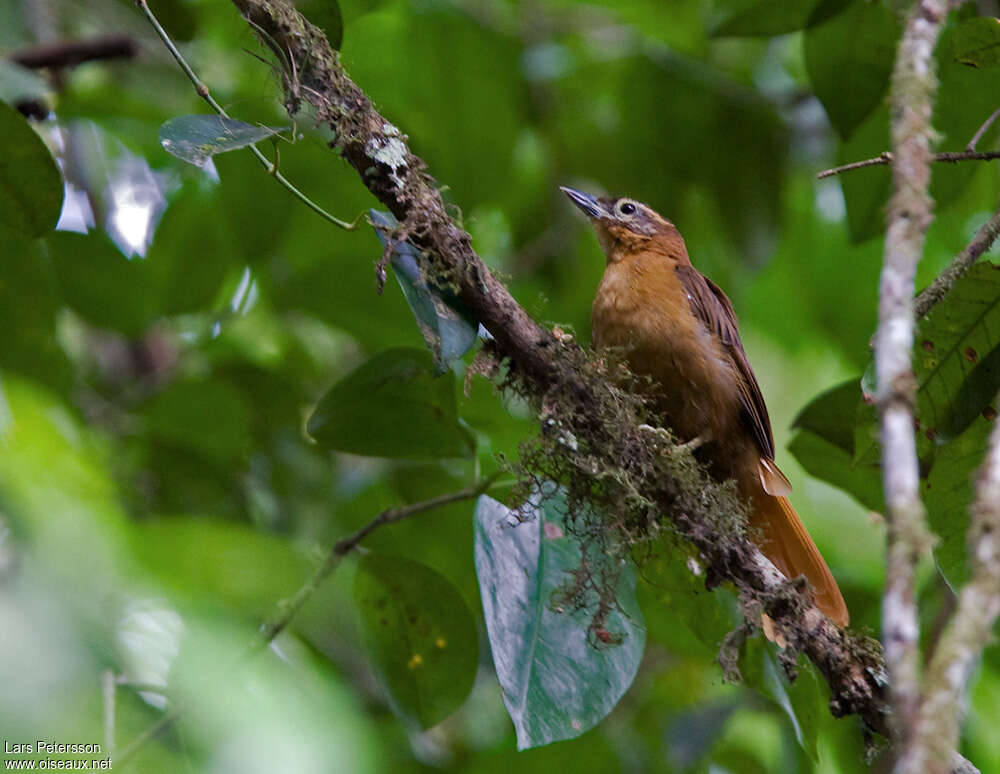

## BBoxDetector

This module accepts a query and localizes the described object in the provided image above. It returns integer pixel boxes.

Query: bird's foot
[637,425,707,454]
[674,435,707,454]
[637,423,672,442]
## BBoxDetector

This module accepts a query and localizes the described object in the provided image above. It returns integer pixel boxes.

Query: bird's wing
[674,264,777,463]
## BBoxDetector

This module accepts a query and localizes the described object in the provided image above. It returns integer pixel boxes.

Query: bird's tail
[750,494,849,627]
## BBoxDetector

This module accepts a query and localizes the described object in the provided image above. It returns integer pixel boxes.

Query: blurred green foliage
[1,0,999,772]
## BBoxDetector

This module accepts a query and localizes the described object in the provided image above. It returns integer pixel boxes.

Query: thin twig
[914,207,1000,319]
[255,472,503,645]
[966,107,1000,152]
[133,0,358,231]
[113,475,502,769]
[818,152,894,178]
[817,150,1000,179]
[876,1,946,769]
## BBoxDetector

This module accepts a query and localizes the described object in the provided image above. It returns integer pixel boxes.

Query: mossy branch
[220,0,896,739]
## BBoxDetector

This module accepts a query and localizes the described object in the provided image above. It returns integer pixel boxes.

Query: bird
[561,186,849,628]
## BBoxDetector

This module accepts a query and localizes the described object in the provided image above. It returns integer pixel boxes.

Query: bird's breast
[592,260,743,447]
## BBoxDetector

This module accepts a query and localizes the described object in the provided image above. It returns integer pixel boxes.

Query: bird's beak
[560,186,607,220]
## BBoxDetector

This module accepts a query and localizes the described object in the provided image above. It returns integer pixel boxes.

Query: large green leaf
[740,638,822,760]
[924,415,996,589]
[711,0,850,38]
[913,262,1000,442]
[833,16,1000,244]
[354,553,478,729]
[474,493,645,749]
[0,99,63,238]
[788,378,884,513]
[369,210,478,373]
[0,236,70,389]
[793,266,1000,582]
[931,20,1000,206]
[804,0,899,140]
[141,378,253,465]
[0,377,127,585]
[306,347,475,459]
[130,517,311,617]
[45,231,158,337]
[952,17,1000,69]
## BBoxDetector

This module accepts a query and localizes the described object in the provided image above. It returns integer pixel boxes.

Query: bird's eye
[618,201,637,216]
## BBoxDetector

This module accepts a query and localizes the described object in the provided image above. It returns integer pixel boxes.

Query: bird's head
[560,186,688,265]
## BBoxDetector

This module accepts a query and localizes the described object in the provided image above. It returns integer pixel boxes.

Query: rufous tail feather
[750,494,849,627]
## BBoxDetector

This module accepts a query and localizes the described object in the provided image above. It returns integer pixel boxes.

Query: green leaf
[666,700,740,770]
[130,517,311,617]
[0,236,70,389]
[354,553,478,729]
[788,378,885,512]
[144,182,238,315]
[952,16,1000,68]
[711,0,850,38]
[794,265,1000,534]
[804,0,899,140]
[0,99,63,237]
[914,262,1000,442]
[789,430,885,512]
[740,638,821,760]
[159,115,284,168]
[831,18,1000,234]
[0,377,128,587]
[931,21,1000,206]
[836,104,891,243]
[141,378,253,465]
[369,210,478,373]
[306,347,475,459]
[45,231,157,337]
[924,414,996,589]
[474,493,645,749]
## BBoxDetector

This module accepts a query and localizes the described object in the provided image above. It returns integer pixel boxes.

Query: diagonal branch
[226,0,892,737]
[914,206,1000,319]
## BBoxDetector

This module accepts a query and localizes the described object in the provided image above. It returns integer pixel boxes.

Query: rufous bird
[562,186,849,628]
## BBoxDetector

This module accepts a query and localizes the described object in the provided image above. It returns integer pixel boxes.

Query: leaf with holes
[474,491,645,749]
[159,115,284,169]
[355,554,478,729]
[913,262,1000,442]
